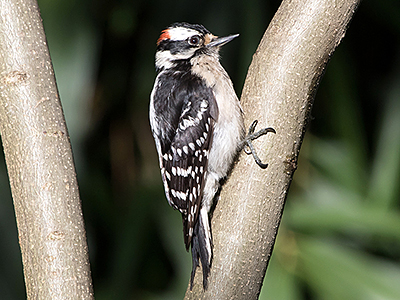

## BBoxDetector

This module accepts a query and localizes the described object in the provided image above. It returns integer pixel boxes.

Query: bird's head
[155,22,239,70]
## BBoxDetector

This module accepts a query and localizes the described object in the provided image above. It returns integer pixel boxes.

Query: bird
[149,22,274,290]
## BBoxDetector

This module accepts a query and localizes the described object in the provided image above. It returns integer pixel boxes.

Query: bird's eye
[188,35,201,46]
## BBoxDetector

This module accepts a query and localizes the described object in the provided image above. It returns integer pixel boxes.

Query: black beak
[207,34,239,47]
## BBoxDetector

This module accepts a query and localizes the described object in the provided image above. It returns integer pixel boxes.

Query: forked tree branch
[0,0,93,298]
[185,0,360,298]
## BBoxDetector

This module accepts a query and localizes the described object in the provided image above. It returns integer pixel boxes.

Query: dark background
[1,0,400,299]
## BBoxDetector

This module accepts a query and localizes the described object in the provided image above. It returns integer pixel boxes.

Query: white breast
[190,54,245,179]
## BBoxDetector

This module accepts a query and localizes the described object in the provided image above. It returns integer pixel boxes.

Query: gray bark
[0,0,93,298]
[185,0,360,298]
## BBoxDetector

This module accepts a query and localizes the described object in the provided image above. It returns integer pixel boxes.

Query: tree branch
[185,0,360,298]
[0,0,93,298]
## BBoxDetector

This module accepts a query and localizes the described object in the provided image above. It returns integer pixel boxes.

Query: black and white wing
[164,98,217,249]
[151,74,218,249]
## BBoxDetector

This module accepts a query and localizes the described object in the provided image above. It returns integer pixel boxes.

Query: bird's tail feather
[190,207,212,290]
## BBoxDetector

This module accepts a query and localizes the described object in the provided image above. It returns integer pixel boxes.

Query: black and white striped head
[155,22,239,71]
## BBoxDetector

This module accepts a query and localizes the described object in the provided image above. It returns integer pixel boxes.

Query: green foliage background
[1,0,400,299]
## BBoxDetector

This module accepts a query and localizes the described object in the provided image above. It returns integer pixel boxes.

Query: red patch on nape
[157,29,170,45]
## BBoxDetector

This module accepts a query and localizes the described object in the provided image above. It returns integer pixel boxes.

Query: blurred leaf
[298,237,400,300]
[288,178,400,241]
[367,85,400,210]
[309,138,367,193]
[323,50,367,170]
[260,232,302,300]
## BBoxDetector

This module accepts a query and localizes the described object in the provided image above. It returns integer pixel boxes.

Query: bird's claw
[243,120,275,169]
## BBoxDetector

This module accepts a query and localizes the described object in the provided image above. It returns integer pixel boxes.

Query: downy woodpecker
[149,22,274,290]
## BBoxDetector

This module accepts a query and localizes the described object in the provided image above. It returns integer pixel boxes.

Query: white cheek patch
[156,49,195,64]
[168,27,198,41]
[156,50,175,69]
[156,44,197,69]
